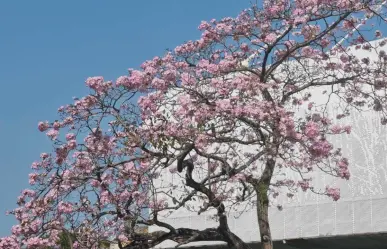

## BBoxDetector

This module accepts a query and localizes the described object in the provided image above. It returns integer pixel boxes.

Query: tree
[2,1,387,249]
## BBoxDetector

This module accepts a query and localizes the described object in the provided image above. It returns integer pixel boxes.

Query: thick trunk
[256,184,272,249]
[254,158,275,249]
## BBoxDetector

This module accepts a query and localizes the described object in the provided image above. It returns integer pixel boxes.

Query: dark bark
[122,228,223,249]
[122,159,252,249]
[122,225,250,249]
[183,160,251,249]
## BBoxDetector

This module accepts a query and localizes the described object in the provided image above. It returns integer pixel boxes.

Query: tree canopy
[1,1,387,249]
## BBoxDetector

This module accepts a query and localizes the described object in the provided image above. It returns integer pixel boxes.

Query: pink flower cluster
[85,76,112,94]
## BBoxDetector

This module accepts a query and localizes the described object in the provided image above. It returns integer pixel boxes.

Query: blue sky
[0,0,251,236]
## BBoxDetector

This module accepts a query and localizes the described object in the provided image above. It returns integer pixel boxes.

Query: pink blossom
[337,158,350,179]
[138,95,153,110]
[294,16,307,25]
[216,99,232,111]
[198,21,210,30]
[65,133,76,141]
[151,78,167,90]
[30,162,40,169]
[73,241,79,248]
[28,173,39,185]
[37,121,49,132]
[298,180,310,191]
[0,235,20,249]
[100,190,110,205]
[46,129,59,140]
[304,121,320,138]
[62,116,73,125]
[67,139,77,149]
[40,153,49,159]
[326,187,340,201]
[240,43,249,52]
[309,139,333,158]
[58,201,73,214]
[343,125,351,134]
[25,237,51,248]
[118,234,128,242]
[181,72,195,85]
[195,134,208,149]
[340,54,349,63]
[86,76,111,94]
[90,179,100,187]
[53,121,61,130]
[330,125,342,134]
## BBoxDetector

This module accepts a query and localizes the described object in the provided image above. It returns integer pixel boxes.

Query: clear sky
[0,0,252,236]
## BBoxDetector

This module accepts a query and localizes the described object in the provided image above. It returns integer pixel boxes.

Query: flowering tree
[2,1,387,249]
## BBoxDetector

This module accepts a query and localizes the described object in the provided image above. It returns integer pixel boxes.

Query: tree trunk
[256,184,272,249]
[254,158,275,249]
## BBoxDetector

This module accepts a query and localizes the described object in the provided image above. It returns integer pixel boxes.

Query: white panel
[353,200,372,233]
[372,198,387,232]
[283,206,300,239]
[335,201,353,235]
[317,203,336,236]
[231,210,258,242]
[300,205,318,238]
[269,208,284,240]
